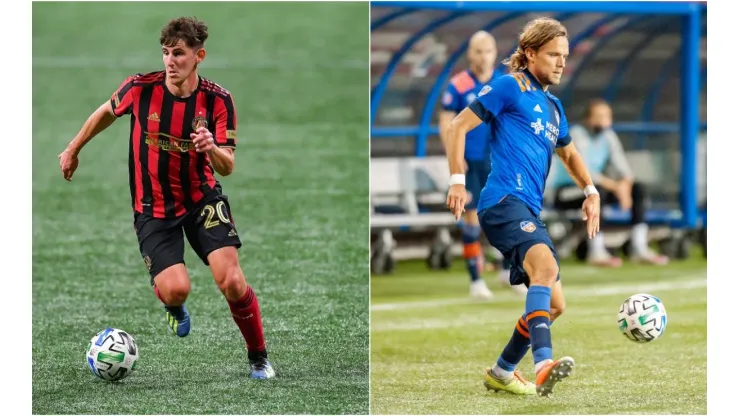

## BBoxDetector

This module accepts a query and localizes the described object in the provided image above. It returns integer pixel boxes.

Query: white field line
[371,275,707,313]
[373,276,707,332]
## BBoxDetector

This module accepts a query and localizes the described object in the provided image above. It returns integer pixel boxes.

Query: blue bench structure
[370,1,707,273]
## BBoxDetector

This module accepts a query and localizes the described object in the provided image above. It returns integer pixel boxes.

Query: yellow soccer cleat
[483,368,536,395]
[164,304,190,337]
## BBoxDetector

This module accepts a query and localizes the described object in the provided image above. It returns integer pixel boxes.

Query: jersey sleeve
[440,83,463,113]
[467,75,518,124]
[553,99,571,148]
[213,94,237,149]
[110,75,136,117]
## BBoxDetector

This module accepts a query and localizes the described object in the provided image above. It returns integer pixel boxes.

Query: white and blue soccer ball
[86,328,139,381]
[617,293,667,343]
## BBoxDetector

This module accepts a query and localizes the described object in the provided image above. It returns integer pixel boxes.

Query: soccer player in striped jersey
[58,17,275,379]
[445,18,599,397]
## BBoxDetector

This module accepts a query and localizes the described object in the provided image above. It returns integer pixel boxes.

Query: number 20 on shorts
[201,201,230,229]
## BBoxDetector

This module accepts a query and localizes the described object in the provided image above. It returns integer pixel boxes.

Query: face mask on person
[590,126,606,136]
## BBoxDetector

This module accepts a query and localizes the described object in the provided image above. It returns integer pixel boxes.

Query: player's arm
[438,110,457,155]
[198,94,237,176]
[59,76,135,181]
[555,126,595,191]
[62,75,135,157]
[446,78,511,218]
[555,142,595,191]
[63,101,118,157]
[566,126,616,192]
[554,105,600,237]
[446,108,481,219]
[556,140,601,237]
[447,108,482,176]
[448,77,514,176]
[552,105,597,195]
[206,146,234,176]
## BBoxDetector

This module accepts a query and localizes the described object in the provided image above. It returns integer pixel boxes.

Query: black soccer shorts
[133,192,243,284]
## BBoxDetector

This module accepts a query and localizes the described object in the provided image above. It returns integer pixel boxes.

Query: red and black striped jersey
[110,71,237,219]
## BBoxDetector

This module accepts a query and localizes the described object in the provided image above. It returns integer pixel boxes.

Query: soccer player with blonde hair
[446,17,599,397]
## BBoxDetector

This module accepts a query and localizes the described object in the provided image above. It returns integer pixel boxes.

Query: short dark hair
[160,17,209,49]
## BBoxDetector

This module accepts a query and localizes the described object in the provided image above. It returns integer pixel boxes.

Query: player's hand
[582,194,601,239]
[447,184,467,221]
[58,149,79,181]
[191,127,216,153]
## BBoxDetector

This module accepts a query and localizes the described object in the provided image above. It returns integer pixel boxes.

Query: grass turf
[371,255,707,414]
[32,2,369,414]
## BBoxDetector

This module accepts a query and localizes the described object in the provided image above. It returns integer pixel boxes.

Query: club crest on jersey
[520,221,536,233]
[478,85,491,97]
[192,115,208,130]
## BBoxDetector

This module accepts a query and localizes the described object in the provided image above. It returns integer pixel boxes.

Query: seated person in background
[549,99,668,267]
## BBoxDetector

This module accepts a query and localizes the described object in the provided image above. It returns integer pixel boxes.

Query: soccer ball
[617,293,667,343]
[85,328,139,381]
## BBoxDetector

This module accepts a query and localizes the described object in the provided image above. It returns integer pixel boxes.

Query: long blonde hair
[503,17,568,72]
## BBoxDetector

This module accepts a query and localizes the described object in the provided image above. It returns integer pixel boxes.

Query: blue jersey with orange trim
[468,69,572,216]
[441,69,496,161]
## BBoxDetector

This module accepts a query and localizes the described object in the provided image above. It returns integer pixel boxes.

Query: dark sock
[496,313,531,372]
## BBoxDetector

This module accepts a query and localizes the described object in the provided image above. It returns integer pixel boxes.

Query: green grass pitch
[32,2,369,414]
[371,255,707,414]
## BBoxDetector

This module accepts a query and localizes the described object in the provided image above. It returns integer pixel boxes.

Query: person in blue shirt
[550,99,669,266]
[445,17,600,398]
[439,31,526,299]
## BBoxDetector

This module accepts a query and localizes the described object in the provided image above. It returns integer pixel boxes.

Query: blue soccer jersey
[442,69,496,161]
[469,69,572,216]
